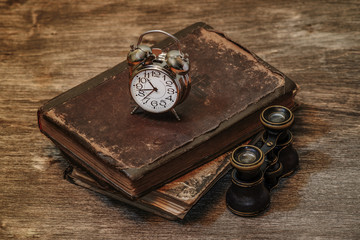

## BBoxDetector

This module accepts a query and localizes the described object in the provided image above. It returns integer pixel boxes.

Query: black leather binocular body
[226,106,299,217]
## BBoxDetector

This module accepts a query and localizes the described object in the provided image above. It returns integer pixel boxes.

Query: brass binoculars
[226,105,299,216]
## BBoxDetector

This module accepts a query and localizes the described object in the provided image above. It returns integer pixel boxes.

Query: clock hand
[142,89,156,100]
[147,79,157,91]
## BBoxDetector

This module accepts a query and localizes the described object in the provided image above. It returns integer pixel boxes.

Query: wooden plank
[0,0,359,239]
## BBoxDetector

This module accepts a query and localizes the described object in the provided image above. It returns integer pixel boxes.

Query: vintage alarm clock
[127,30,190,120]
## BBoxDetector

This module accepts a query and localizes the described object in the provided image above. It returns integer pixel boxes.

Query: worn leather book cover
[38,22,298,198]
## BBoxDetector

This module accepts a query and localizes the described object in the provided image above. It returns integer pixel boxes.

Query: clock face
[130,69,179,113]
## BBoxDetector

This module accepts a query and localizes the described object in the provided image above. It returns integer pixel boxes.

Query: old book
[63,150,232,220]
[62,102,297,220]
[38,22,298,198]
[58,102,297,220]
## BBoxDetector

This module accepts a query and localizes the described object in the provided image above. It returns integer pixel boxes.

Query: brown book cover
[38,22,298,198]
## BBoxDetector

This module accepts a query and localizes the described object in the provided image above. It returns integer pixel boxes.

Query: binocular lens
[268,111,286,123]
[232,145,264,171]
[238,151,257,164]
[261,106,294,130]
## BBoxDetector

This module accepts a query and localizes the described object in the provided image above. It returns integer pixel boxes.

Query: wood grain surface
[0,0,359,239]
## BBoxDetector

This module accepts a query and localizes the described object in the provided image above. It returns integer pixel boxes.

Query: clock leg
[131,106,140,115]
[171,109,181,121]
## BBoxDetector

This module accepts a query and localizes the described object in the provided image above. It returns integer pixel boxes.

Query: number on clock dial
[130,70,178,113]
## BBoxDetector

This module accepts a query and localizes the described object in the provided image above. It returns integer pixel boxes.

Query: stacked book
[38,22,298,220]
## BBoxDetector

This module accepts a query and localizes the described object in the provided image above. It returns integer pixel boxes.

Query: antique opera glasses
[226,105,299,216]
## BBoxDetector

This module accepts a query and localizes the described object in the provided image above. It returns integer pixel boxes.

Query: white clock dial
[130,69,179,113]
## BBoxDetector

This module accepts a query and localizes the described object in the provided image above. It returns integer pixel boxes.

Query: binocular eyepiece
[226,105,299,217]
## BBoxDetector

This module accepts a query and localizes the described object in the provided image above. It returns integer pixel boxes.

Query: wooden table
[1,1,359,239]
